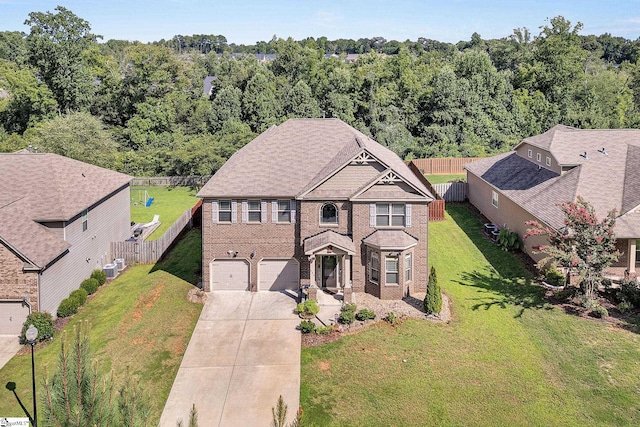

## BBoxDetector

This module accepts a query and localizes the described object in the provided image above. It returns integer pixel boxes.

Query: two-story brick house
[198,118,434,300]
[0,151,132,335]
[467,125,640,274]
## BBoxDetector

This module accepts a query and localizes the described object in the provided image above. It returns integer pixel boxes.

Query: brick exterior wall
[0,244,39,311]
[202,198,430,299]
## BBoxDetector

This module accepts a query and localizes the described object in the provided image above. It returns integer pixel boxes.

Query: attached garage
[0,301,29,336]
[258,259,299,291]
[210,259,250,291]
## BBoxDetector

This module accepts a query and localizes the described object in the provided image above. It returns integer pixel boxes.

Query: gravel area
[354,291,452,323]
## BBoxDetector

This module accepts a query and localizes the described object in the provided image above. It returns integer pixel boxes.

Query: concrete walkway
[160,291,301,427]
[0,335,21,370]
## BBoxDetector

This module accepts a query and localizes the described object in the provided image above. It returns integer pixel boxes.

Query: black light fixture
[26,324,38,427]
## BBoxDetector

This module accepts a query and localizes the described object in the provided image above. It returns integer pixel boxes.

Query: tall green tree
[25,6,99,113]
[424,266,443,315]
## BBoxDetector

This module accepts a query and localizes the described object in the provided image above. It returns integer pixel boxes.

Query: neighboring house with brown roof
[197,118,434,300]
[466,125,640,274]
[0,152,132,335]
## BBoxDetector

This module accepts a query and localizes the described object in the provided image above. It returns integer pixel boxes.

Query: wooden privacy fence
[433,182,468,202]
[429,199,445,221]
[131,176,211,187]
[111,207,194,264]
[411,158,481,175]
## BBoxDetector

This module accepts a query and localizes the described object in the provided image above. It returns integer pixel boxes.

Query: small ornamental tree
[524,197,620,299]
[424,266,443,315]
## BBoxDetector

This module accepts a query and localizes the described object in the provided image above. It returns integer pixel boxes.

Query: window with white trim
[321,202,338,225]
[405,253,412,282]
[82,209,88,232]
[385,256,399,284]
[248,200,261,222]
[219,200,232,223]
[527,149,532,158]
[277,200,291,222]
[492,191,499,208]
[536,153,542,162]
[376,203,405,227]
[546,156,551,166]
[370,251,379,283]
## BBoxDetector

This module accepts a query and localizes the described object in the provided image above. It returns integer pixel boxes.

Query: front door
[322,256,338,288]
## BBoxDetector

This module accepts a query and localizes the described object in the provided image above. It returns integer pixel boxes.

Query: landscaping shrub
[544,267,566,287]
[57,297,80,318]
[342,303,357,313]
[296,299,319,316]
[617,279,640,308]
[81,278,99,295]
[424,266,443,314]
[20,311,54,344]
[355,308,376,321]
[497,228,522,252]
[579,295,598,310]
[384,311,398,325]
[91,269,107,286]
[590,305,609,319]
[316,325,333,335]
[554,288,574,303]
[338,309,355,324]
[299,320,316,333]
[70,288,88,306]
[617,300,631,314]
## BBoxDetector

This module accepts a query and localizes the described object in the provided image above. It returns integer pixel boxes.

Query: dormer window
[320,203,338,225]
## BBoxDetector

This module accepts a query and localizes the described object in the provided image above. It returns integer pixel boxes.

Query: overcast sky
[2,1,640,44]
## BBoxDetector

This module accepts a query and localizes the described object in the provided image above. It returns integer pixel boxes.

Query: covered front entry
[316,255,341,288]
[304,230,356,289]
[210,259,250,290]
[258,259,299,291]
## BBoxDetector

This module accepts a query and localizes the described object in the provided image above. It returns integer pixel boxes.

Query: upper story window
[546,156,551,166]
[278,200,291,222]
[82,209,88,232]
[385,255,399,284]
[320,203,338,225]
[376,203,405,227]
[248,200,261,222]
[218,200,233,223]
[527,149,532,158]
[536,153,542,162]
[272,200,296,223]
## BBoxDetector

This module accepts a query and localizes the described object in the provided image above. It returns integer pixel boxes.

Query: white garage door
[259,259,299,291]
[0,301,29,336]
[210,259,250,290]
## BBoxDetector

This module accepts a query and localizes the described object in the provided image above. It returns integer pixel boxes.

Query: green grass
[425,173,466,184]
[0,229,203,425]
[301,205,640,426]
[131,186,199,239]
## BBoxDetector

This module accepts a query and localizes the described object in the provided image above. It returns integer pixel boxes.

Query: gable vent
[579,151,589,160]
[597,147,608,156]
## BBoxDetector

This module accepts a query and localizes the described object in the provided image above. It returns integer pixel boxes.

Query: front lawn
[301,205,640,426]
[0,229,203,425]
[131,186,200,240]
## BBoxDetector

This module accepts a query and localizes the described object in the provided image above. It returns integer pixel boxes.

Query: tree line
[2,6,640,176]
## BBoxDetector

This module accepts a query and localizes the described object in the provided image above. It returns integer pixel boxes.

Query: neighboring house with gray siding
[466,125,640,274]
[0,152,132,335]
[198,118,434,300]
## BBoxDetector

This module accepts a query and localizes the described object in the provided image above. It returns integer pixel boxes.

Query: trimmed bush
[20,311,54,344]
[617,300,631,314]
[57,298,80,318]
[355,308,376,321]
[617,279,640,308]
[342,303,357,313]
[296,299,319,316]
[424,266,443,314]
[299,320,316,333]
[384,311,398,325]
[91,269,107,286]
[81,278,99,295]
[70,288,88,306]
[590,305,609,319]
[544,267,566,287]
[316,325,333,335]
[338,309,355,324]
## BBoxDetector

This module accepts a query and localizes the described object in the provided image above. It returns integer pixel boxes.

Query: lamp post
[25,324,38,427]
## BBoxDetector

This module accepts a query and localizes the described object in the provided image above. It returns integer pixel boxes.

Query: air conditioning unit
[103,263,118,279]
[115,258,126,271]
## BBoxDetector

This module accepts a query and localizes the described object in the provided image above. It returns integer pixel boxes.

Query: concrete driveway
[160,291,301,427]
[0,335,21,370]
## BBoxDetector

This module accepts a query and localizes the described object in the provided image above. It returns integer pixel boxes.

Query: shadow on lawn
[149,228,202,286]
[447,204,549,317]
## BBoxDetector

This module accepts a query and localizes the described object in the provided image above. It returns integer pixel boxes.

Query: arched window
[320,203,338,225]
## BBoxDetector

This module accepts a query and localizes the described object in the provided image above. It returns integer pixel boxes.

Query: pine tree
[424,266,443,315]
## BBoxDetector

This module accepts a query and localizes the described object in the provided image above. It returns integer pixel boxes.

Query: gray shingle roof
[468,125,640,236]
[0,152,132,268]
[362,229,418,250]
[304,230,356,255]
[197,118,433,200]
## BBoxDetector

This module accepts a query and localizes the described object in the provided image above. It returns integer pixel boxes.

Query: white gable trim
[350,168,433,201]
